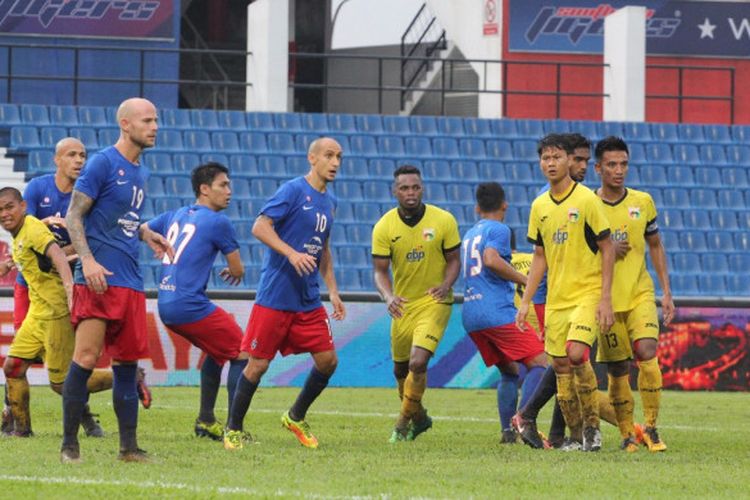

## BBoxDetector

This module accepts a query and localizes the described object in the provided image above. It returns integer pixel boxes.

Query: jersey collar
[549,181,577,205]
[598,187,629,207]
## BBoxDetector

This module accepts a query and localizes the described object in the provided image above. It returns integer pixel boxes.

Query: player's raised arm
[66,189,112,294]
[646,232,674,325]
[252,214,316,276]
[516,245,547,330]
[319,241,345,320]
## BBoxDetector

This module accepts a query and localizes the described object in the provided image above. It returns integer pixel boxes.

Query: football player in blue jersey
[224,137,345,450]
[148,162,247,442]
[60,98,173,464]
[461,182,547,444]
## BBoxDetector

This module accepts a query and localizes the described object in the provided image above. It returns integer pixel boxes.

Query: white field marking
[135,404,721,431]
[0,475,402,499]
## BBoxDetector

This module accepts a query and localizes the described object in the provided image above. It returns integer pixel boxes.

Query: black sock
[62,362,92,447]
[198,357,222,423]
[227,359,247,414]
[519,365,556,421]
[227,374,258,431]
[289,367,330,421]
[112,364,139,452]
[549,398,566,439]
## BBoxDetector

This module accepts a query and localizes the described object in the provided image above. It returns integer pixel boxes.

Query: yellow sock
[572,362,600,429]
[399,371,427,428]
[638,357,663,427]
[7,378,31,433]
[87,369,113,393]
[608,374,635,438]
[555,372,582,439]
[598,390,619,428]
[397,377,405,401]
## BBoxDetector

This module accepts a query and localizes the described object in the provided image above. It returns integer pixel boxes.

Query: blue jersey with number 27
[255,176,337,312]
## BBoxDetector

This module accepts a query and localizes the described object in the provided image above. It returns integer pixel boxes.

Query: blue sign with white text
[508,1,750,57]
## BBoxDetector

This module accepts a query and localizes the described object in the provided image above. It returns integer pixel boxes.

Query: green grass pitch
[0,387,747,498]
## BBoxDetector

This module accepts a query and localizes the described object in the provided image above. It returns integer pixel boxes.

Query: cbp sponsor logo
[552,228,568,244]
[406,246,426,262]
[117,211,140,238]
[628,207,641,219]
[422,228,435,241]
[525,4,680,45]
[612,226,629,242]
[0,1,160,29]
[567,208,580,223]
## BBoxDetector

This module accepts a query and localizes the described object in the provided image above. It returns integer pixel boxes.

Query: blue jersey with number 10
[73,146,148,291]
[255,176,337,312]
[461,219,517,333]
[149,205,240,325]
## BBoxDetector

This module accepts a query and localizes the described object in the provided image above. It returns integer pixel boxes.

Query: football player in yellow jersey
[0,187,73,436]
[372,165,461,443]
[516,134,615,452]
[594,136,674,452]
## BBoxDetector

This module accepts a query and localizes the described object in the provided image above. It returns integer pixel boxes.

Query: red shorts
[241,304,334,360]
[13,282,30,331]
[167,307,242,364]
[534,303,546,335]
[71,285,148,362]
[469,322,545,367]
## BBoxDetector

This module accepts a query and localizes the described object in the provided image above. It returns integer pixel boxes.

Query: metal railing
[400,3,447,109]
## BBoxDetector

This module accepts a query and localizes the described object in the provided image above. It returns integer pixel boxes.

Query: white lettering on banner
[728,18,750,40]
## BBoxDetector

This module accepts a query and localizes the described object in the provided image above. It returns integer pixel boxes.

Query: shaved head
[308,137,341,155]
[116,97,156,124]
[55,137,85,156]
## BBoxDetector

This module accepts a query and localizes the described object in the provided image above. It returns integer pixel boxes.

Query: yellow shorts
[597,299,660,363]
[8,315,75,384]
[544,303,599,358]
[390,296,452,362]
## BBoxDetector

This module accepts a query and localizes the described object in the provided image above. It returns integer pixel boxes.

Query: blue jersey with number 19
[73,146,148,291]
[461,219,517,333]
[149,205,240,325]
[255,176,336,312]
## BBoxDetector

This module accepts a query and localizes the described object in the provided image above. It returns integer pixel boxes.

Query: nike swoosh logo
[116,180,128,185]
[302,205,314,211]
[391,236,401,242]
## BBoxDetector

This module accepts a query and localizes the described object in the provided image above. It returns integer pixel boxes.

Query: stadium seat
[646,187,663,206]
[725,145,750,166]
[432,137,460,158]
[40,126,67,147]
[658,230,680,252]
[153,197,181,213]
[597,121,624,138]
[246,112,275,131]
[660,208,684,230]
[706,231,734,252]
[628,143,646,163]
[256,156,286,178]
[301,113,329,133]
[239,132,268,153]
[503,206,520,226]
[369,158,395,178]
[48,105,79,126]
[673,144,701,166]
[698,275,726,295]
[183,130,212,152]
[230,178,251,199]
[666,166,694,186]
[438,116,465,136]
[68,127,99,149]
[336,202,355,223]
[505,185,529,205]
[266,133,296,154]
[662,188,690,208]
[721,168,749,188]
[243,199,265,220]
[160,108,191,129]
[691,188,718,208]
[672,253,700,274]
[478,161,505,180]
[622,122,651,142]
[454,161,479,181]
[20,104,50,125]
[699,145,728,166]
[703,124,732,144]
[516,119,544,138]
[423,183,447,203]
[293,132,317,153]
[170,153,198,173]
[505,163,534,184]
[250,179,278,198]
[140,198,156,221]
[445,184,473,203]
[459,139,486,159]
[190,109,219,130]
[738,211,750,230]
[0,103,20,126]
[513,140,538,161]
[730,124,750,143]
[728,254,750,272]
[234,221,254,242]
[77,106,107,127]
[701,253,729,273]
[650,123,679,143]
[349,135,378,157]
[98,128,119,146]
[716,188,745,210]
[286,156,309,177]
[405,137,433,157]
[228,155,257,176]
[423,160,451,181]
[245,266,262,288]
[569,120,598,141]
[378,136,405,156]
[164,177,192,197]
[158,130,184,151]
[335,180,363,200]
[340,157,368,179]
[146,176,166,197]
[645,143,673,164]
[328,113,356,133]
[346,223,372,246]
[734,232,750,252]
[542,119,570,134]
[27,149,54,173]
[211,131,240,152]
[383,116,410,135]
[671,275,698,295]
[336,269,362,291]
[683,211,711,230]
[11,126,40,149]
[726,274,750,295]
[355,114,384,135]
[362,181,391,201]
[353,202,381,223]
[218,110,247,131]
[486,140,514,161]
[711,210,738,231]
[677,123,705,143]
[273,113,302,132]
[224,203,241,221]
[410,116,438,136]
[465,117,494,138]
[679,231,707,252]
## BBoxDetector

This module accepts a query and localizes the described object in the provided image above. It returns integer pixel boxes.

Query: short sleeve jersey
[255,177,337,312]
[371,204,461,303]
[12,215,67,319]
[527,182,611,309]
[17,174,72,287]
[510,252,541,333]
[599,188,658,311]
[461,219,516,333]
[73,146,148,291]
[149,205,240,325]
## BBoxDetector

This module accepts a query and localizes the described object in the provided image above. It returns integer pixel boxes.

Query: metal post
[440,60,445,115]
[501,61,507,118]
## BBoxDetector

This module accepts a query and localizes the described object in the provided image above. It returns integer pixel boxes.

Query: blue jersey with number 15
[149,205,240,325]
[73,146,148,291]
[255,176,337,312]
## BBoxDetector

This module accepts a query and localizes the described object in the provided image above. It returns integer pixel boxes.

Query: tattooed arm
[65,190,112,294]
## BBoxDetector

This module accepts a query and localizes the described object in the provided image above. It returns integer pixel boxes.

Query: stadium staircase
[0,102,749,297]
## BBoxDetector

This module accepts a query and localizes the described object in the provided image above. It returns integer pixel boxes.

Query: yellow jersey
[372,204,461,303]
[527,182,611,310]
[511,252,540,332]
[599,187,658,312]
[12,215,68,320]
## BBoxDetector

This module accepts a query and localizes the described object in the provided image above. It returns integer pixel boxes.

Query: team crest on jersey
[118,169,125,176]
[567,208,580,223]
[422,228,435,241]
[628,207,641,219]
[43,197,50,203]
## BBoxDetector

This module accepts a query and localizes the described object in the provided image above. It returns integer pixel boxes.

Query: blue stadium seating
[336,202,355,223]
[350,135,378,157]
[516,120,544,138]
[660,208,683,229]
[513,140,538,161]
[356,114,384,135]
[666,166,693,186]
[597,121,623,138]
[183,130,211,152]
[27,150,54,173]
[731,124,750,143]
[423,160,451,181]
[285,156,308,176]
[706,232,734,252]
[98,128,119,146]
[454,161,479,181]
[0,104,21,126]
[622,122,651,141]
[445,184,473,203]
[191,109,220,130]
[301,113,329,132]
[505,163,534,185]
[267,133,296,154]
[212,131,240,152]
[700,145,728,165]
[738,211,750,230]
[662,188,690,208]
[218,110,247,131]
[438,117,464,136]
[486,140,514,161]
[683,211,710,230]
[40,126,67,147]
[677,123,705,143]
[161,108,191,129]
[171,153,199,173]
[711,211,738,231]
[335,180,363,200]
[728,254,750,272]
[273,113,302,132]
[698,275,725,295]
[701,253,728,273]
[671,275,698,295]
[246,112,275,131]
[49,105,79,126]
[721,168,749,188]
[363,181,391,201]
[691,188,717,208]
[459,139,486,159]
[726,145,750,166]
[405,137,432,157]
[646,143,673,164]
[146,177,165,197]
[478,161,505,180]
[239,132,268,153]
[383,116,410,135]
[77,106,107,127]
[673,253,700,273]
[378,136,405,156]
[726,274,750,295]
[680,231,707,252]
[651,123,679,143]
[704,124,731,144]
[734,232,750,252]
[328,113,356,133]
[628,143,646,163]
[250,179,278,198]
[432,137,460,158]
[410,116,438,136]
[229,154,258,176]
[423,183,447,203]
[21,104,50,125]
[465,118,494,138]
[369,158,395,178]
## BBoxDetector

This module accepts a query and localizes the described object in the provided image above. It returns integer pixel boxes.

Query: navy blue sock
[519,365,556,421]
[497,372,519,430]
[289,367,330,421]
[198,357,222,423]
[549,399,566,439]
[227,374,258,431]
[520,365,545,409]
[62,361,92,447]
[227,359,247,414]
[112,364,139,451]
